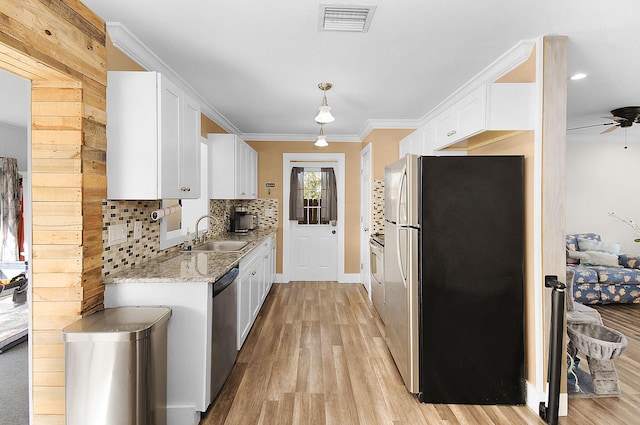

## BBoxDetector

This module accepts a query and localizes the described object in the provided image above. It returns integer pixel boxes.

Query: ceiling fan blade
[601,125,619,134]
[601,115,627,122]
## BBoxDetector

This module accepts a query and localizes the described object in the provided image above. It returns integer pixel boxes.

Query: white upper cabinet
[399,123,435,157]
[433,83,534,150]
[207,134,257,199]
[107,71,201,200]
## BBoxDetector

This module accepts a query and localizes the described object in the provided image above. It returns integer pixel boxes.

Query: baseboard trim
[274,274,362,284]
[526,380,567,417]
[167,405,200,425]
[339,273,361,283]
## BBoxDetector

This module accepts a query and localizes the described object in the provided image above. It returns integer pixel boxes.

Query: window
[289,166,337,225]
[301,171,323,225]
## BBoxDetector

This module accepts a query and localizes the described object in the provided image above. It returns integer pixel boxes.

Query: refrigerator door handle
[397,226,407,286]
[396,164,407,226]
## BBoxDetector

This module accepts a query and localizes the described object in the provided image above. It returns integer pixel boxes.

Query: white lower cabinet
[237,236,276,349]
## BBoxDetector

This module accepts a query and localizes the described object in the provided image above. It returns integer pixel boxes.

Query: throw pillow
[580,250,621,268]
[567,250,589,261]
[577,238,621,255]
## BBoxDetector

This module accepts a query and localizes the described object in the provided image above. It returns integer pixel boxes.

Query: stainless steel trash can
[62,307,171,425]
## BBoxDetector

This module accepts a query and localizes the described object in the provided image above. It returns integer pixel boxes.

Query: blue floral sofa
[567,233,640,304]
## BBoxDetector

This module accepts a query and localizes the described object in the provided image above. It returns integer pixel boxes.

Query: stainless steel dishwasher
[211,267,239,403]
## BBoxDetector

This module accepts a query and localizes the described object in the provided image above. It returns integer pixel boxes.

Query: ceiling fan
[568,106,640,133]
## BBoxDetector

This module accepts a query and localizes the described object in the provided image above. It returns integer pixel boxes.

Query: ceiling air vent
[319,5,377,32]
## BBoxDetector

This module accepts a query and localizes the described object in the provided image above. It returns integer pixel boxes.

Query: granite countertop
[104,229,277,285]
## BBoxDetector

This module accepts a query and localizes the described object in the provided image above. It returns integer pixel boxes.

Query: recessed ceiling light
[570,73,588,81]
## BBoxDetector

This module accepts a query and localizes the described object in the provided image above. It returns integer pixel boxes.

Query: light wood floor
[200,282,639,425]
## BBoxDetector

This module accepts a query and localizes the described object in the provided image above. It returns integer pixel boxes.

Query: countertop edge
[103,229,277,285]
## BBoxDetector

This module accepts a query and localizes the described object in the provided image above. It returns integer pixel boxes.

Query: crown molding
[358,119,422,140]
[246,118,422,142]
[106,22,241,136]
[417,38,538,126]
[242,132,362,142]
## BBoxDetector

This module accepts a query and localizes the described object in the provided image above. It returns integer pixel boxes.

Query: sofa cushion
[566,235,579,264]
[619,254,640,269]
[573,282,602,304]
[577,238,621,255]
[569,265,599,284]
[595,266,640,285]
[566,233,601,265]
[578,251,621,267]
[599,283,640,304]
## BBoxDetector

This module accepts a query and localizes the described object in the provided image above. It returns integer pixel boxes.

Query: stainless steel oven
[369,234,385,323]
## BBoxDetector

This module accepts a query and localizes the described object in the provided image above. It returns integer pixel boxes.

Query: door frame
[282,153,345,282]
[360,144,372,296]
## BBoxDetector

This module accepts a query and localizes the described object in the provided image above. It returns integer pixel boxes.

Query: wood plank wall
[0,1,107,423]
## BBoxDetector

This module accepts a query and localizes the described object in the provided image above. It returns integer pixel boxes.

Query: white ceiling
[7,1,640,142]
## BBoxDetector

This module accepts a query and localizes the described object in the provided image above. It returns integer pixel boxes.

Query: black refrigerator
[384,155,525,405]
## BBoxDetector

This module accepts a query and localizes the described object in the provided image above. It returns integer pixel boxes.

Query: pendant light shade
[315,105,334,124]
[315,125,328,147]
[314,82,335,124]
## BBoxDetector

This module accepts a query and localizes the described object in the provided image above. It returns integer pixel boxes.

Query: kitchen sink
[193,240,249,252]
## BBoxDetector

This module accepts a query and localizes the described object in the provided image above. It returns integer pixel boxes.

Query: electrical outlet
[265,208,273,217]
[133,221,143,239]
[108,223,127,246]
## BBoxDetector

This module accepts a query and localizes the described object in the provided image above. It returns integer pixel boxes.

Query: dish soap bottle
[183,229,192,251]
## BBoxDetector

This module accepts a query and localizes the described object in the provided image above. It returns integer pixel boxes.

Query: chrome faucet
[194,214,220,243]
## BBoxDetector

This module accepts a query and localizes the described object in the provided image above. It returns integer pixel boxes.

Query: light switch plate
[133,221,143,239]
[265,208,273,217]
[108,223,127,246]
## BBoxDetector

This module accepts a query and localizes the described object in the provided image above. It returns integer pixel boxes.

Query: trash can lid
[62,307,172,342]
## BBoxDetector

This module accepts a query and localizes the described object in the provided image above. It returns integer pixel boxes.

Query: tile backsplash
[371,179,385,234]
[102,200,162,277]
[102,198,279,278]
[209,198,279,233]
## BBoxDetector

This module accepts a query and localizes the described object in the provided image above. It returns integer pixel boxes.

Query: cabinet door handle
[252,271,257,276]
[181,186,191,192]
[446,130,457,137]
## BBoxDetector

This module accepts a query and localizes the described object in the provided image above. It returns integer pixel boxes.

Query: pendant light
[314,82,335,124]
[315,125,328,147]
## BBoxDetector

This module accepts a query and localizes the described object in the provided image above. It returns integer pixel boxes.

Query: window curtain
[1,157,21,261]
[289,167,305,221]
[320,167,337,222]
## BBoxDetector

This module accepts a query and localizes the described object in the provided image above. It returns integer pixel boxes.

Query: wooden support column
[0,2,107,423]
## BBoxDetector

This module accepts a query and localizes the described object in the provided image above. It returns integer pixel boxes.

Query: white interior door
[283,155,345,282]
[360,145,372,295]
[290,223,338,281]
[289,164,338,281]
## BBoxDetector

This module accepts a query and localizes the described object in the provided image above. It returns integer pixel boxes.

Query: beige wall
[469,131,537,385]
[362,128,414,179]
[246,140,362,275]
[202,114,227,136]
[106,34,145,71]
